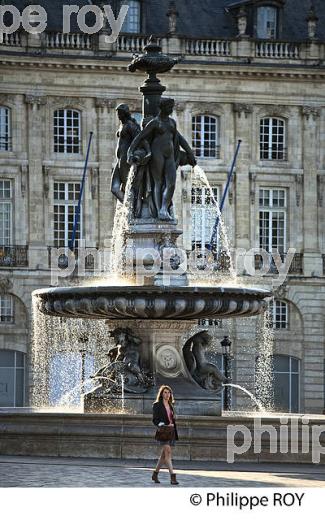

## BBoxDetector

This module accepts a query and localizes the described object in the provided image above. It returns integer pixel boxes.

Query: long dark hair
[154,385,175,406]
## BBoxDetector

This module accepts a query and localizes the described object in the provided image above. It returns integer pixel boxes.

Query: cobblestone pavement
[0,456,325,487]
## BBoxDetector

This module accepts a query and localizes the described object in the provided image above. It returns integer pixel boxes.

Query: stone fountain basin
[34,285,271,320]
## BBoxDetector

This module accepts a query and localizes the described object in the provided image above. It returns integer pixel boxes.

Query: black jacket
[152,400,179,440]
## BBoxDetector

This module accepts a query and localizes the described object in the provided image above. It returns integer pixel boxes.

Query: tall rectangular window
[121,0,141,33]
[268,299,288,329]
[0,106,11,151]
[257,6,277,39]
[191,186,219,251]
[0,295,14,323]
[54,182,82,248]
[192,115,220,159]
[259,188,286,253]
[0,180,12,246]
[260,118,286,160]
[54,109,81,154]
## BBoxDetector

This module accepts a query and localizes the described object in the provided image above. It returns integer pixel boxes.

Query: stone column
[301,106,322,276]
[95,98,116,249]
[233,104,253,264]
[25,94,48,269]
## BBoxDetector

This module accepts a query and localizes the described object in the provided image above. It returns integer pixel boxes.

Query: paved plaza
[0,456,324,487]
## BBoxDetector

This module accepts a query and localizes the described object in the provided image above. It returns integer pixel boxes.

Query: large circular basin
[33,285,272,320]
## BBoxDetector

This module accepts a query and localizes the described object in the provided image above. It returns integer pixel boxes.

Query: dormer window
[257,6,277,39]
[121,1,141,34]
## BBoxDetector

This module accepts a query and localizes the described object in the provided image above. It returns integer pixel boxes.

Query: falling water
[31,296,114,409]
[192,165,236,280]
[121,374,125,412]
[222,383,265,411]
[110,165,136,276]
[255,309,274,410]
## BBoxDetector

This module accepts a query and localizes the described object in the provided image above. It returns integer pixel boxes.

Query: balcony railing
[0,246,28,268]
[255,41,300,59]
[48,247,97,270]
[44,32,93,50]
[185,38,231,57]
[0,33,22,46]
[255,253,303,275]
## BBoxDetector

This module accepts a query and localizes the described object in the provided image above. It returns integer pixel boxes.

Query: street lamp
[220,335,232,411]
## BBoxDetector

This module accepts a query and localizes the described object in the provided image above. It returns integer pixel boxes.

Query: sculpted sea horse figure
[127,97,197,221]
[111,104,141,203]
[183,331,227,391]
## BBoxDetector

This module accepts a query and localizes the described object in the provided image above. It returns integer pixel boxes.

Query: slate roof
[7,0,325,41]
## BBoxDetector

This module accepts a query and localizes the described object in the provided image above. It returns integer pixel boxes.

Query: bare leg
[161,158,176,220]
[164,445,175,475]
[111,166,124,203]
[155,447,166,472]
[150,155,164,218]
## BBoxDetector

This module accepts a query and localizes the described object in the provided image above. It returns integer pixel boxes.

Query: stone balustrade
[44,32,92,50]
[185,38,231,57]
[255,40,301,59]
[0,31,322,64]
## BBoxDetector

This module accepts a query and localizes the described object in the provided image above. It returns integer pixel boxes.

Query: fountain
[33,36,270,417]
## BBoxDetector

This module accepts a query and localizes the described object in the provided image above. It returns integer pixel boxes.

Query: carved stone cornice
[0,276,13,294]
[233,103,253,118]
[301,105,321,120]
[25,94,47,107]
[295,174,303,207]
[0,94,14,106]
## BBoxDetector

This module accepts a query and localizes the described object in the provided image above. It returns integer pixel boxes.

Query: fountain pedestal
[84,320,222,415]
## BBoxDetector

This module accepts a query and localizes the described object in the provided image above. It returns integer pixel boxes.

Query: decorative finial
[237,7,248,38]
[306,1,318,39]
[166,1,179,35]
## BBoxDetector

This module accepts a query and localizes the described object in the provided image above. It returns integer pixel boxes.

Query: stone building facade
[0,0,325,413]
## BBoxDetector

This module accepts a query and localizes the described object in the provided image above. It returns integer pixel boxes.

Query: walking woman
[152,385,179,485]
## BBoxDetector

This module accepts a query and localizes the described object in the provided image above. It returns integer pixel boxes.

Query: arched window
[268,299,288,329]
[121,0,141,33]
[260,117,286,160]
[0,106,11,151]
[54,109,81,154]
[192,115,220,159]
[0,349,25,407]
[272,355,300,412]
[257,6,278,39]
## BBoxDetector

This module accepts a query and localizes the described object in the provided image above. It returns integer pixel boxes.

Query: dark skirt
[157,439,176,446]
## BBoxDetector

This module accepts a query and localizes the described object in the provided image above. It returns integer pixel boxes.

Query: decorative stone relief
[301,106,321,121]
[43,166,49,198]
[95,98,115,113]
[232,103,253,118]
[317,174,325,207]
[155,344,183,378]
[0,276,13,294]
[20,165,28,197]
[295,174,303,207]
[25,95,47,108]
[49,97,85,108]
[249,172,257,204]
[175,101,186,113]
[90,168,98,199]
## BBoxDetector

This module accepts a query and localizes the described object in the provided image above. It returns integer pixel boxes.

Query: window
[191,186,219,251]
[257,6,277,39]
[259,188,286,253]
[192,115,220,159]
[268,299,288,329]
[0,180,12,246]
[54,109,81,154]
[0,106,11,151]
[260,117,286,160]
[0,350,25,407]
[54,182,82,248]
[0,295,14,323]
[272,355,300,412]
[121,0,141,33]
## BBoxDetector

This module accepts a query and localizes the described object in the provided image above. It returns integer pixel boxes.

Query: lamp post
[220,335,232,411]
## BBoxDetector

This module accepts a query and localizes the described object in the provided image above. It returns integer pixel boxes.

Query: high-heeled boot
[170,473,179,485]
[152,470,160,483]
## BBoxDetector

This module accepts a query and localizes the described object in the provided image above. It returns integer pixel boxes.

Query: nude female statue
[127,97,196,221]
[111,104,141,203]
